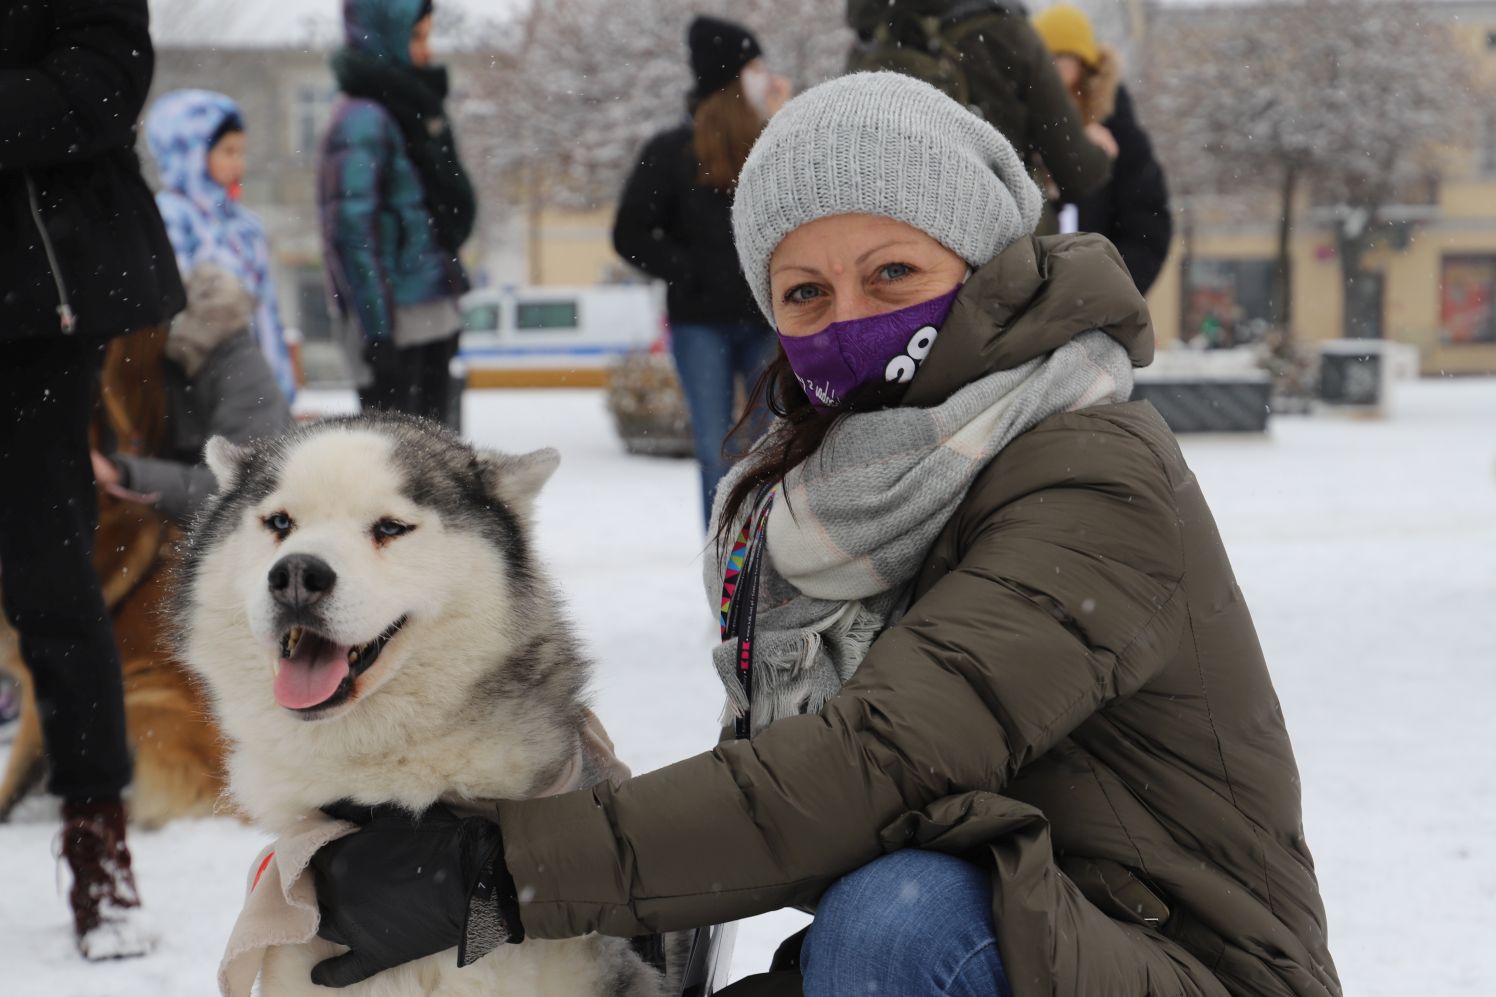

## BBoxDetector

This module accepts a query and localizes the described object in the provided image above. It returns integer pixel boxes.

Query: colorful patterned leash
[720,487,775,739]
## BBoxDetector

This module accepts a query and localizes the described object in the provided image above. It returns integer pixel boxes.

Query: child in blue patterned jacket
[145,89,297,402]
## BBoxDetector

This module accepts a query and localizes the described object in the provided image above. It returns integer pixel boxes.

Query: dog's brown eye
[372,519,413,541]
[264,512,293,537]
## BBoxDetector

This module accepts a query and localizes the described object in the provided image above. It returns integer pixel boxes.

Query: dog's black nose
[268,554,336,610]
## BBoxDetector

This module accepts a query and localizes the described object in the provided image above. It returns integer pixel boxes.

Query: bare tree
[1143,0,1470,338]
[464,0,849,219]
[1301,1,1470,337]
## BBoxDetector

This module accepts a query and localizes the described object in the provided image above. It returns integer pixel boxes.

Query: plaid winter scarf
[707,331,1133,736]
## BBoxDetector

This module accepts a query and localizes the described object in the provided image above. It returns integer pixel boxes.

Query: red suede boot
[60,801,156,959]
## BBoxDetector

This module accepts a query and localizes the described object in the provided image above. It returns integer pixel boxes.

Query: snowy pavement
[2,378,1493,995]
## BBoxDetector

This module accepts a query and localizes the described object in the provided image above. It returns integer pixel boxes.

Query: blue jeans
[802,851,1012,997]
[668,322,777,527]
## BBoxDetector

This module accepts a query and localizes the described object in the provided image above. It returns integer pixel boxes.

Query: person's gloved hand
[309,801,524,988]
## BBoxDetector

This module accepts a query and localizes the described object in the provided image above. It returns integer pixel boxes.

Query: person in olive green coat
[308,74,1339,997]
[846,0,1118,211]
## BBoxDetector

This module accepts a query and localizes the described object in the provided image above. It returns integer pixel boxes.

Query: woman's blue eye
[880,262,914,281]
[785,284,822,304]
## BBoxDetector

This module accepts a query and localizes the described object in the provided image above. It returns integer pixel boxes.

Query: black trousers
[359,336,459,425]
[0,335,131,803]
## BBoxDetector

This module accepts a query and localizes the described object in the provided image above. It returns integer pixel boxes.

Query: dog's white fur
[183,427,662,997]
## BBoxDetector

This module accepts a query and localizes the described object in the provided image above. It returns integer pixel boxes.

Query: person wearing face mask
[612,15,792,527]
[304,73,1339,997]
[320,0,476,422]
[146,89,297,402]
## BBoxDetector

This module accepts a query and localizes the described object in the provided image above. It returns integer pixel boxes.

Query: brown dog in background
[0,328,228,828]
[0,492,228,827]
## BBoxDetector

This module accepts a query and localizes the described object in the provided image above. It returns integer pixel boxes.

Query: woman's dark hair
[715,347,904,551]
[208,113,244,151]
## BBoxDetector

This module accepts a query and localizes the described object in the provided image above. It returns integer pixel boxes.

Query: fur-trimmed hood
[1077,43,1122,126]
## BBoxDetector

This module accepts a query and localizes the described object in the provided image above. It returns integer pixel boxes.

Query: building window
[1184,258,1276,343]
[1480,108,1496,179]
[1441,256,1496,344]
[291,84,335,161]
[516,301,580,331]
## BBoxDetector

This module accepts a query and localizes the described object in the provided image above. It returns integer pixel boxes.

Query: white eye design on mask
[907,326,937,361]
[884,325,939,384]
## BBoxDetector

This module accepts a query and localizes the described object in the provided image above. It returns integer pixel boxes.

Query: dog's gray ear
[477,447,560,516]
[204,436,251,491]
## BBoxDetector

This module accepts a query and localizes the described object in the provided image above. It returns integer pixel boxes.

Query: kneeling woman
[311,74,1340,997]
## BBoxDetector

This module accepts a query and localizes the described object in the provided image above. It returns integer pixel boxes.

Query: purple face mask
[779,284,962,411]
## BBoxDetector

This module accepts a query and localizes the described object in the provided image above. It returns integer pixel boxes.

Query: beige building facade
[1141,0,1496,374]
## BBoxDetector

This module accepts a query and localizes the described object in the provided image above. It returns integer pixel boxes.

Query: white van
[458,284,664,385]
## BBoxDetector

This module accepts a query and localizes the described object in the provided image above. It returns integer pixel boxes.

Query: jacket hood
[904,233,1154,407]
[343,0,425,64]
[145,89,243,209]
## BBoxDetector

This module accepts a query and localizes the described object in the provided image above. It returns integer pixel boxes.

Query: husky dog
[175,414,669,997]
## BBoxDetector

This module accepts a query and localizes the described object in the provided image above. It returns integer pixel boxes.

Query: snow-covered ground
[3,378,1493,995]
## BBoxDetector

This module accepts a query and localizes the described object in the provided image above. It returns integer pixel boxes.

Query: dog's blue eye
[373,519,413,540]
[264,512,293,535]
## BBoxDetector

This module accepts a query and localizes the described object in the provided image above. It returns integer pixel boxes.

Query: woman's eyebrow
[772,239,922,279]
[855,240,919,266]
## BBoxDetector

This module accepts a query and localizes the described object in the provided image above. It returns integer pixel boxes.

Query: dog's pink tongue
[274,652,350,710]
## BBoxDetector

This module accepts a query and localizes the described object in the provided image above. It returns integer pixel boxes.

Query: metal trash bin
[1318,339,1394,413]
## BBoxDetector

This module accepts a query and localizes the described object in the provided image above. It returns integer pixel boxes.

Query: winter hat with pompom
[731,71,1044,323]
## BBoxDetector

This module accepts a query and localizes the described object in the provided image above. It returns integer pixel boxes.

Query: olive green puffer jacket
[495,235,1340,997]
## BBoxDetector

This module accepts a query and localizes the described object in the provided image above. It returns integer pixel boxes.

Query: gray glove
[165,262,256,377]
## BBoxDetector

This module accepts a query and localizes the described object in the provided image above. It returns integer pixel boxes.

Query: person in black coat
[1033,4,1172,295]
[0,0,185,959]
[612,16,791,527]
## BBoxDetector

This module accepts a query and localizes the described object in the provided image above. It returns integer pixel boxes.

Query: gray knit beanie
[732,72,1044,323]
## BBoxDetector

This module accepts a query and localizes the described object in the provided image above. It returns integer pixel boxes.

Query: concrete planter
[1132,377,1273,433]
[605,352,694,458]
[1132,348,1273,433]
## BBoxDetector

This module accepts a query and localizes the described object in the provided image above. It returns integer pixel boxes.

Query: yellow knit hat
[1033,4,1100,69]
